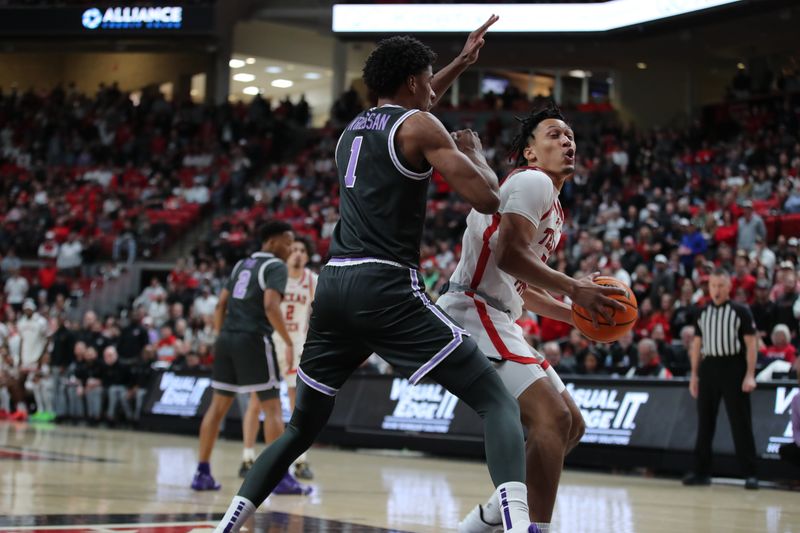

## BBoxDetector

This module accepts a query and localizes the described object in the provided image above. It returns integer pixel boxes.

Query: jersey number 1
[344,136,363,188]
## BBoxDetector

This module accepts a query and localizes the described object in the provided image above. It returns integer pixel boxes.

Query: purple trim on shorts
[297,367,338,397]
[408,333,463,385]
[327,256,405,268]
[410,270,468,335]
[407,269,468,384]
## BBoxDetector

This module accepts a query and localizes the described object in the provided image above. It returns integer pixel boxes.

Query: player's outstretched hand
[451,129,483,154]
[460,14,499,65]
[571,272,626,329]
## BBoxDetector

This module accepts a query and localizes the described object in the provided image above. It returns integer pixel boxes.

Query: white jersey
[449,167,564,321]
[280,268,317,344]
[273,268,316,386]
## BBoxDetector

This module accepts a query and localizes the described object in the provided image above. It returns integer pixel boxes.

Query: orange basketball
[571,276,638,343]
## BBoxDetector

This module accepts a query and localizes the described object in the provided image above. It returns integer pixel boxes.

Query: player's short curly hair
[259,220,292,243]
[508,101,568,167]
[362,36,437,98]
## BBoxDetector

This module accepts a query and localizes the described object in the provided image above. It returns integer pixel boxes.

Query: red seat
[779,213,800,239]
[752,199,777,214]
[764,215,778,243]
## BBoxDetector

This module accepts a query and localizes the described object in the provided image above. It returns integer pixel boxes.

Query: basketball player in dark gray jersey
[191,221,303,494]
[215,17,541,533]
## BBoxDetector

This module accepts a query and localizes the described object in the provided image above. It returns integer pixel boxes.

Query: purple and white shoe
[191,470,221,491]
[272,471,312,495]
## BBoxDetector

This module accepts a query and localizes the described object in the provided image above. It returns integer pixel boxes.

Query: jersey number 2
[232,270,251,299]
[344,136,363,188]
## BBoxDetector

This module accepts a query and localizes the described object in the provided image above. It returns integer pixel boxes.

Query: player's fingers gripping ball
[571,276,638,343]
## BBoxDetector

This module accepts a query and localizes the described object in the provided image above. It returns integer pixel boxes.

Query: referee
[683,268,759,489]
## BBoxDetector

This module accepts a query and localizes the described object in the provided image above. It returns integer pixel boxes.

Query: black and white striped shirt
[695,301,756,358]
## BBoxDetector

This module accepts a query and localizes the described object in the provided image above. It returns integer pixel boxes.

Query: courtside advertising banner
[142,372,797,460]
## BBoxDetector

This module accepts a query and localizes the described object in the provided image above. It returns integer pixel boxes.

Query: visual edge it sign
[566,382,651,446]
[150,371,211,417]
[81,6,183,31]
[378,378,461,434]
[763,385,798,456]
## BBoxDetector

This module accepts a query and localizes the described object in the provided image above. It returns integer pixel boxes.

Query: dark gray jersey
[330,105,433,269]
[221,252,288,336]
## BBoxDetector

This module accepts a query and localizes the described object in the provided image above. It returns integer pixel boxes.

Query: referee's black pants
[694,356,757,477]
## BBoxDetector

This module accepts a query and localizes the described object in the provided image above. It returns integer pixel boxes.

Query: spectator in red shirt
[37,262,58,292]
[155,325,180,365]
[168,258,191,290]
[648,293,674,342]
[731,251,757,304]
[635,298,656,338]
[759,324,797,365]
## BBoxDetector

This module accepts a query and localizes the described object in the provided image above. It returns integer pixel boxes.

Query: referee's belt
[441,282,511,315]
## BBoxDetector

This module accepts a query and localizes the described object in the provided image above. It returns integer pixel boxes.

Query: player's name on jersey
[346,112,392,132]
[284,291,309,305]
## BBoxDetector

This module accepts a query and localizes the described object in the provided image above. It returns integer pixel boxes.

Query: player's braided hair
[363,36,437,98]
[508,101,567,167]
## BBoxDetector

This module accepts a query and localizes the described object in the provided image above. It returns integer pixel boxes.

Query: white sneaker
[458,504,503,533]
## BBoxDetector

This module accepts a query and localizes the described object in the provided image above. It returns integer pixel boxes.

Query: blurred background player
[439,104,624,533]
[191,221,306,495]
[240,237,317,480]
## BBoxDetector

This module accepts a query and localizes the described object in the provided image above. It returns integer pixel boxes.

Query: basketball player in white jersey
[240,238,318,480]
[438,105,625,533]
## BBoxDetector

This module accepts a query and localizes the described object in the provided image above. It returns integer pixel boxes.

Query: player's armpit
[403,112,499,214]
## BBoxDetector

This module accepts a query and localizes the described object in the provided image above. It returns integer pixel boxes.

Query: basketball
[571,276,638,343]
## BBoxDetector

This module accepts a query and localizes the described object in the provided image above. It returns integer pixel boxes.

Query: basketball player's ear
[523,143,536,164]
[407,75,417,95]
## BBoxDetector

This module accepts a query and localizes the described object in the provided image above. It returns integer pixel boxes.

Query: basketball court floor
[1,422,797,533]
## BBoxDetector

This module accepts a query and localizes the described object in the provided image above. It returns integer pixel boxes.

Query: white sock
[242,448,256,462]
[16,402,27,414]
[495,481,529,532]
[214,495,256,533]
[535,523,550,533]
[480,490,501,523]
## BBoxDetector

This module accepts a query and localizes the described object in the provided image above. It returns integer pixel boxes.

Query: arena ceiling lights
[332,0,744,33]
